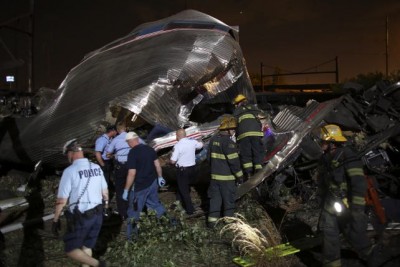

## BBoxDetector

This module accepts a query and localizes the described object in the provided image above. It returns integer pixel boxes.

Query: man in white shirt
[170,128,203,215]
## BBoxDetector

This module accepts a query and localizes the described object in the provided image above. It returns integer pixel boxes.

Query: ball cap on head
[63,138,82,155]
[125,131,139,141]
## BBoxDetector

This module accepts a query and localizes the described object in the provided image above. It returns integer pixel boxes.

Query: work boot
[127,220,139,241]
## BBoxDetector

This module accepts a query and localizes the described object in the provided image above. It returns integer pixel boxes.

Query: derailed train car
[0,10,255,169]
[0,9,399,220]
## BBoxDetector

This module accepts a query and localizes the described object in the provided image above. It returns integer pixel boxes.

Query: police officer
[106,122,130,219]
[170,128,204,215]
[52,139,108,267]
[207,116,243,228]
[318,124,372,266]
[95,125,117,193]
[232,94,264,179]
[122,132,166,240]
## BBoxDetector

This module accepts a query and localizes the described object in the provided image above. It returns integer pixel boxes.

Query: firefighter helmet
[219,116,237,130]
[233,94,246,105]
[320,124,347,142]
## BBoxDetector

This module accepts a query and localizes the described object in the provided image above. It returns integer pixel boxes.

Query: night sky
[1,0,400,91]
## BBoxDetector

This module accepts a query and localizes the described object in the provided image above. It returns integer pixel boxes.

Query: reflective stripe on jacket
[208,134,243,181]
[321,145,367,209]
[233,104,263,140]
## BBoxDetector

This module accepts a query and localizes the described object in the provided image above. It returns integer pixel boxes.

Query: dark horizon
[1,0,400,92]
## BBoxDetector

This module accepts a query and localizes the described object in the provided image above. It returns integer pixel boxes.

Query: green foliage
[347,71,385,89]
[388,70,400,83]
[346,70,400,90]
[102,210,234,266]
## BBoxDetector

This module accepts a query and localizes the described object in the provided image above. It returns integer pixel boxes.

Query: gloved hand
[52,220,61,236]
[158,176,166,187]
[103,207,110,217]
[122,189,129,201]
[235,176,244,186]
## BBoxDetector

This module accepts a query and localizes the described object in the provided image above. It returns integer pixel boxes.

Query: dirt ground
[2,171,400,267]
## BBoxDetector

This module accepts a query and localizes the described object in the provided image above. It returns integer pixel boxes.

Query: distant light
[6,76,15,82]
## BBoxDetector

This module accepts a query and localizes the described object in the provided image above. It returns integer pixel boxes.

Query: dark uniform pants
[114,162,128,219]
[321,208,371,266]
[101,160,115,192]
[207,180,236,223]
[238,136,264,175]
[176,166,196,214]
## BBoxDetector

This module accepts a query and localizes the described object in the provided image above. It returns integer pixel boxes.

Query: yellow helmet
[219,116,237,130]
[233,94,246,105]
[320,124,347,142]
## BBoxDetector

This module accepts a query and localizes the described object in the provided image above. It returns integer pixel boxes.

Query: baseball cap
[62,138,82,154]
[125,131,139,141]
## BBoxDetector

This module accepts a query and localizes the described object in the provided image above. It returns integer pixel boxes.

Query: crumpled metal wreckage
[0,10,255,168]
[250,80,400,225]
[1,9,400,209]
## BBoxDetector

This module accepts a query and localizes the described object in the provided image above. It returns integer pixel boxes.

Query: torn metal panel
[0,10,254,167]
[236,97,343,199]
[150,120,220,151]
[0,197,27,211]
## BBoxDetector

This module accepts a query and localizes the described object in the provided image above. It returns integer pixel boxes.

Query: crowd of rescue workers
[50,94,380,267]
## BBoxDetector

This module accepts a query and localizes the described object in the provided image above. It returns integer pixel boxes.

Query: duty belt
[177,165,195,171]
[83,204,103,218]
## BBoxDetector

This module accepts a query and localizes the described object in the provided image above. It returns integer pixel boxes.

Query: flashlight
[333,201,343,213]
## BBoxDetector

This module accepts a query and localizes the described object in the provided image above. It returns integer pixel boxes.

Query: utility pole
[28,0,34,93]
[260,62,264,91]
[385,16,389,79]
[335,56,339,83]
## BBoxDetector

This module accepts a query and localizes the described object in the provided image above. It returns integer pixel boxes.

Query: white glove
[158,176,166,187]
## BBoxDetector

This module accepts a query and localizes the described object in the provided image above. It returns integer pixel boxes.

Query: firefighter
[318,124,371,266]
[232,94,264,179]
[207,116,243,228]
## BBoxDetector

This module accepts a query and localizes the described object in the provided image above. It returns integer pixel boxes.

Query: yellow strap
[353,196,366,205]
[237,131,263,140]
[254,164,262,170]
[238,114,256,123]
[227,153,239,160]
[235,170,243,177]
[243,162,253,169]
[232,257,255,267]
[347,168,364,177]
[211,152,239,160]
[211,174,235,180]
[208,216,219,222]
